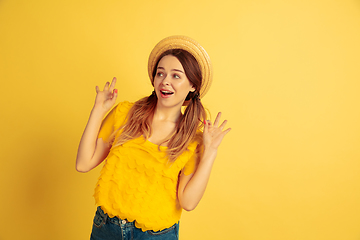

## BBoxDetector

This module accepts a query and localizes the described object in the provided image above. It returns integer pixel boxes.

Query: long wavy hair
[112,49,207,161]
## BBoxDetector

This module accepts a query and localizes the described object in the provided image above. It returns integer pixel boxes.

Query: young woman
[76,36,231,240]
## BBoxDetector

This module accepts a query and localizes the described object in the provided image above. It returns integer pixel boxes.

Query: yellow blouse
[94,101,200,232]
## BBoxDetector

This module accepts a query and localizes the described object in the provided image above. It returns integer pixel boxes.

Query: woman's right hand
[76,77,117,173]
[94,77,118,114]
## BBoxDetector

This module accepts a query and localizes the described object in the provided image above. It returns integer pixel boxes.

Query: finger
[206,119,212,127]
[103,81,110,91]
[95,86,99,93]
[219,120,227,130]
[203,120,208,133]
[222,128,231,135]
[110,89,118,104]
[109,77,117,92]
[214,112,221,127]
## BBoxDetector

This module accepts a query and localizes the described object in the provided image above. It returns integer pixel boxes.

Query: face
[154,55,195,109]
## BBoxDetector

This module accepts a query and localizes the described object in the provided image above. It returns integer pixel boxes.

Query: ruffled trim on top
[94,136,200,232]
[113,101,133,131]
[95,101,202,232]
[98,101,134,143]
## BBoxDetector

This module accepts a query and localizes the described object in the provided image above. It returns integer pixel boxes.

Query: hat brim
[148,36,212,99]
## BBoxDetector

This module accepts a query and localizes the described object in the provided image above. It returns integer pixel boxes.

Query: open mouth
[160,90,174,96]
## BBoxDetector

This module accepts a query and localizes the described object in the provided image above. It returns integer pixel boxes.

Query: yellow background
[1,0,360,239]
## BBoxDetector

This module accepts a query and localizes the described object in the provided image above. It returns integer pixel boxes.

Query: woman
[76,36,231,240]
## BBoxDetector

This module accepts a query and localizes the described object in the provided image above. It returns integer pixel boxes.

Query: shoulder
[113,101,134,117]
[114,101,134,113]
[112,101,134,127]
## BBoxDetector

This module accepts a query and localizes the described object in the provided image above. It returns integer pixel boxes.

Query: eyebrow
[157,67,184,74]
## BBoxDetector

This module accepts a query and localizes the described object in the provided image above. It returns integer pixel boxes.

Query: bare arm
[76,78,118,173]
[178,112,231,211]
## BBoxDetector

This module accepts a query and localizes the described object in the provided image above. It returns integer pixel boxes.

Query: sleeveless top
[94,101,200,232]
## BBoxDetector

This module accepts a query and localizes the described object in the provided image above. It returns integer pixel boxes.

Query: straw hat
[148,36,213,98]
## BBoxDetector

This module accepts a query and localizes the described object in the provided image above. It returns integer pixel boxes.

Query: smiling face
[154,55,196,109]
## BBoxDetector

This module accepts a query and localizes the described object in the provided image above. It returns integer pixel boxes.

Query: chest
[147,120,176,146]
[109,137,192,179]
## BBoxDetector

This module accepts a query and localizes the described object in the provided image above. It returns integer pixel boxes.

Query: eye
[173,74,180,79]
[156,72,164,77]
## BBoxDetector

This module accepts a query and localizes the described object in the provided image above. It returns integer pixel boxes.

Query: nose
[161,75,171,86]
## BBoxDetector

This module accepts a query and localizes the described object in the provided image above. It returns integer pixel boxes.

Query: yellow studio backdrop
[0,0,359,239]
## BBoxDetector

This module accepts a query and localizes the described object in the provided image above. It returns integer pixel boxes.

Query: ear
[190,85,196,92]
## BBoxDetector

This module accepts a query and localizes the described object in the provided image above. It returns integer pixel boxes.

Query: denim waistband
[97,206,133,226]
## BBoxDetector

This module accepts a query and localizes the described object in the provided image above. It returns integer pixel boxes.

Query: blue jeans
[90,207,179,240]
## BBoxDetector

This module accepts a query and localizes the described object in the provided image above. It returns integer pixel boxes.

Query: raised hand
[203,112,231,151]
[94,77,118,114]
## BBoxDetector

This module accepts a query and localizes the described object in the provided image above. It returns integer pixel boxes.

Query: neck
[153,103,182,123]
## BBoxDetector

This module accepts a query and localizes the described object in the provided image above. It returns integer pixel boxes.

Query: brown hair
[112,49,207,161]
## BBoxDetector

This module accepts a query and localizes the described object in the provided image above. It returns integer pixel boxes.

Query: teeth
[161,90,173,94]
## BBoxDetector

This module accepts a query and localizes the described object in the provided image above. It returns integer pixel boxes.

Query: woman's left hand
[203,112,231,151]
[177,113,231,210]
